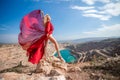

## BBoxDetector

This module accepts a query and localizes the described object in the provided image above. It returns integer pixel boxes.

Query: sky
[0,0,120,43]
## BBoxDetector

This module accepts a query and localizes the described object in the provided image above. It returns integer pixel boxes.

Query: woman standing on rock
[18,10,64,72]
[43,14,64,61]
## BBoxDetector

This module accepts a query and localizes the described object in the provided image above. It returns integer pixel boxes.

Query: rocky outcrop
[0,39,120,80]
[33,56,67,75]
[0,72,66,80]
[0,54,68,80]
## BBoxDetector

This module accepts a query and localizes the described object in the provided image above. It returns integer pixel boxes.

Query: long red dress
[18,10,54,64]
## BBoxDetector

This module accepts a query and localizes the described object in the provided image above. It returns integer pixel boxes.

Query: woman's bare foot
[57,56,65,62]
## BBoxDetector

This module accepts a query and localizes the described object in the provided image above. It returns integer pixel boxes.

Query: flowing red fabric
[18,10,54,64]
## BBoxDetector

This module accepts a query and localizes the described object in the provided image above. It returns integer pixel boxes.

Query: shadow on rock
[0,61,29,73]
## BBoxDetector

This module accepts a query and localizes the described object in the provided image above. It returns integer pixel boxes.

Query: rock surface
[0,44,120,80]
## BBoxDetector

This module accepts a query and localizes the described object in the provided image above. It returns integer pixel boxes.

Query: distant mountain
[77,38,120,51]
[0,36,119,44]
[59,37,111,43]
[66,38,120,62]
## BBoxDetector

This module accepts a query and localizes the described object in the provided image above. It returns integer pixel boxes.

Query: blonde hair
[45,14,51,21]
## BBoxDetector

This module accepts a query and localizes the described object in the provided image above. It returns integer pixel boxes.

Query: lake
[54,49,77,63]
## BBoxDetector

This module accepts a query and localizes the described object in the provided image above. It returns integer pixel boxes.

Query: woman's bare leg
[35,40,48,72]
[48,35,64,62]
[43,39,48,60]
[35,35,64,72]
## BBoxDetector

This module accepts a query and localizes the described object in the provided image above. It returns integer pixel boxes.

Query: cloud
[82,0,111,5]
[71,1,120,20]
[59,0,72,1]
[58,24,120,39]
[82,0,95,5]
[83,24,120,37]
[71,5,95,10]
[100,2,120,16]
[0,24,8,31]
[83,13,111,20]
[83,9,98,13]
[31,0,72,2]
[71,5,112,20]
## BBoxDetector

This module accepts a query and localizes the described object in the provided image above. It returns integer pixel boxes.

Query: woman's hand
[46,34,49,37]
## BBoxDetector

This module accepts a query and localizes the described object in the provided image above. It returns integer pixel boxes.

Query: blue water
[54,49,77,63]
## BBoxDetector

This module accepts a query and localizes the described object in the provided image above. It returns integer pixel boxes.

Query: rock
[36,60,52,74]
[65,75,72,80]
[91,73,96,76]
[38,75,66,80]
[0,72,66,80]
[68,67,81,72]
[0,78,4,80]
[45,56,67,71]
[49,75,66,80]
[47,70,61,76]
[47,56,61,63]
[33,56,67,75]
[52,62,67,71]
[0,44,69,80]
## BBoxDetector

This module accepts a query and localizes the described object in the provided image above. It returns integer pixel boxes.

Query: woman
[43,14,63,60]
[18,10,64,72]
[35,14,65,72]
